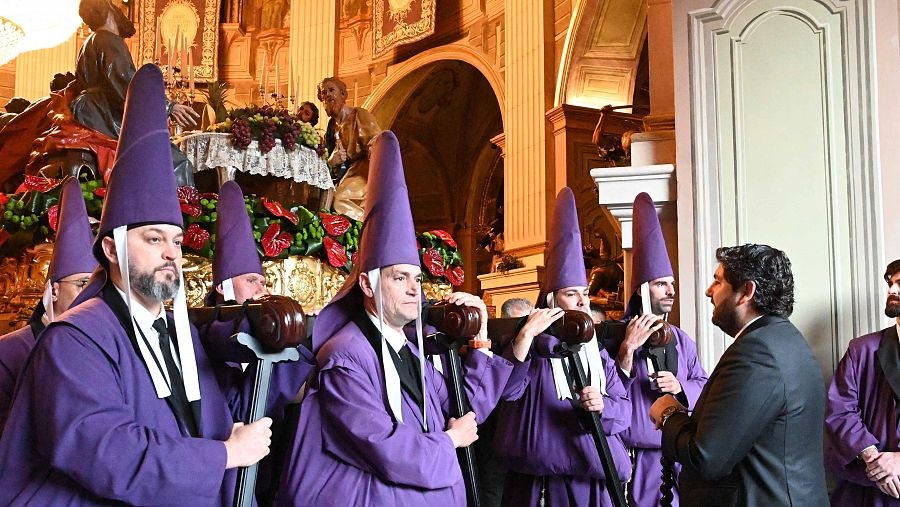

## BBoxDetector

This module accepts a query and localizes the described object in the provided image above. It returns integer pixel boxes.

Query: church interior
[0,0,897,381]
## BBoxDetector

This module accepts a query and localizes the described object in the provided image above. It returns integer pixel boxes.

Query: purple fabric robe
[0,292,310,506]
[618,325,708,507]
[825,327,900,506]
[493,335,632,507]
[0,321,40,436]
[274,318,522,506]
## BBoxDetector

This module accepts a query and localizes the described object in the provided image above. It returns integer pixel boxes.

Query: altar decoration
[207,105,325,154]
[138,0,221,83]
[0,177,464,318]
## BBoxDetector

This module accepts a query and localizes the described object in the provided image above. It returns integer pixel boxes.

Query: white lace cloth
[175,132,334,190]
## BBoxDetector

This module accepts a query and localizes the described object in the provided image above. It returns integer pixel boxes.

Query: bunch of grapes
[198,196,219,223]
[259,124,278,153]
[299,124,321,151]
[231,118,252,149]
[281,121,299,151]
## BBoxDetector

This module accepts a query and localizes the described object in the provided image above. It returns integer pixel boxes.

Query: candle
[181,33,188,76]
[167,38,174,82]
[288,56,292,100]
[154,18,160,63]
[274,60,279,99]
[174,25,181,65]
[188,45,194,96]
[259,49,267,95]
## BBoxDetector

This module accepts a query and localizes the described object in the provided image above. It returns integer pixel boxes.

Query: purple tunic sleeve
[599,349,631,435]
[825,341,879,485]
[454,347,517,423]
[27,325,228,505]
[0,326,36,435]
[318,354,461,490]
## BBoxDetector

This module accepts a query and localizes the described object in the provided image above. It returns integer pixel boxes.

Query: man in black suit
[649,244,827,506]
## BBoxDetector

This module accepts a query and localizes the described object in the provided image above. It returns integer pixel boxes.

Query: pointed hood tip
[629,192,673,298]
[536,187,587,308]
[212,180,263,287]
[93,63,182,264]
[48,177,98,283]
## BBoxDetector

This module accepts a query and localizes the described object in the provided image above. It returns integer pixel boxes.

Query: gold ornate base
[0,249,452,331]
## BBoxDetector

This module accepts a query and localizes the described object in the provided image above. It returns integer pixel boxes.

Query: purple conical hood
[48,177,98,282]
[213,181,263,285]
[312,131,419,352]
[93,64,182,263]
[536,188,587,308]
[629,192,673,298]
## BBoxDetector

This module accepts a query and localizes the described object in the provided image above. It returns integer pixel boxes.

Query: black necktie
[152,318,197,435]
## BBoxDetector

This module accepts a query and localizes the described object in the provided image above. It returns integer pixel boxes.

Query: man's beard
[711,298,741,337]
[886,296,900,318]
[651,296,674,316]
[131,263,180,302]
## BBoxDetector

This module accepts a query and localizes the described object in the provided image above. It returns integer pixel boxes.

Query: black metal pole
[565,352,627,507]
[436,334,481,507]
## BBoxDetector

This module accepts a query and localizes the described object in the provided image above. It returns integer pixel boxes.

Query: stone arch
[363,44,505,129]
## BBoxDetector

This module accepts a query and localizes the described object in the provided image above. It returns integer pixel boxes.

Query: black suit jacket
[661,315,828,506]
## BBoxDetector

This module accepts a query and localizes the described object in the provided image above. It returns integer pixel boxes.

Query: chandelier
[0,0,81,65]
[0,16,24,66]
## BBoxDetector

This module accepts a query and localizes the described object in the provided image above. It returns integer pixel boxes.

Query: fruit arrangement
[208,104,325,155]
[1,176,465,286]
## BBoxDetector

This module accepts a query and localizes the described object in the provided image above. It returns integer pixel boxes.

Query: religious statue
[318,77,382,221]
[0,0,200,189]
[72,0,199,183]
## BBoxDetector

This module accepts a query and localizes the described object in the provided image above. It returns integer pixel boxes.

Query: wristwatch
[660,405,686,427]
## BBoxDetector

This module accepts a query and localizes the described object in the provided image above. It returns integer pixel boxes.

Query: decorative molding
[591,164,675,248]
[687,0,883,370]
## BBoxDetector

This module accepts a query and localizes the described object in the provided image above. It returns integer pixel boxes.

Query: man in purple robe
[0,65,306,506]
[275,131,527,506]
[494,188,632,506]
[825,258,900,505]
[614,192,707,506]
[0,176,97,435]
[201,179,316,505]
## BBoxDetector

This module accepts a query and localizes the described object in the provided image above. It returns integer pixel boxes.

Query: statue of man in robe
[318,77,382,221]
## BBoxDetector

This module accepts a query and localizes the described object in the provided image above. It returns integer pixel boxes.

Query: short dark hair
[300,101,319,126]
[885,259,900,283]
[716,244,794,317]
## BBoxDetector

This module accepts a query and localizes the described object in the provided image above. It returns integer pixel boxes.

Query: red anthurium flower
[261,223,292,257]
[94,187,106,197]
[323,236,348,267]
[177,186,200,204]
[428,229,457,248]
[183,223,210,250]
[180,203,202,218]
[200,192,218,200]
[423,248,445,277]
[351,251,358,265]
[15,175,62,194]
[262,197,299,225]
[319,212,350,236]
[47,204,60,231]
[0,194,8,207]
[446,266,465,287]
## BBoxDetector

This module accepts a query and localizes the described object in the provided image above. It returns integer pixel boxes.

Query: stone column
[501,0,556,264]
[289,0,336,131]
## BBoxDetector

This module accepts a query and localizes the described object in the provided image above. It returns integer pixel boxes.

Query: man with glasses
[0,177,97,434]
